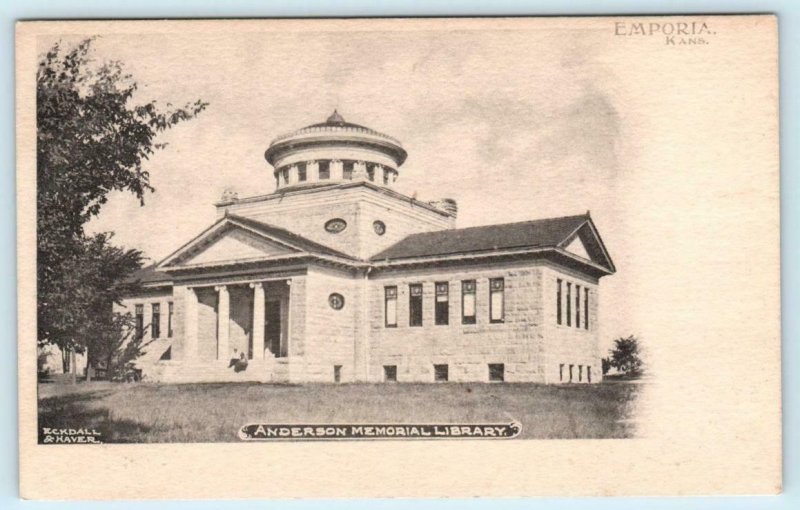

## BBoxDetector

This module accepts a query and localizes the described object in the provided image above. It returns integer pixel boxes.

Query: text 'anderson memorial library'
[122,111,616,384]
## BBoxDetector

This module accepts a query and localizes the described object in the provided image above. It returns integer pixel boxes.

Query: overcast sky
[40,19,777,356]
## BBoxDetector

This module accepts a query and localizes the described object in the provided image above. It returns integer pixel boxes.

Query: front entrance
[265,300,285,358]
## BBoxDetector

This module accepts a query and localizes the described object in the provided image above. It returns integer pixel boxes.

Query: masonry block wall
[293,266,360,382]
[219,186,452,259]
[366,260,549,383]
[539,264,601,384]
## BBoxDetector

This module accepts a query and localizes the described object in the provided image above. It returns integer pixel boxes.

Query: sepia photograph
[17,16,780,498]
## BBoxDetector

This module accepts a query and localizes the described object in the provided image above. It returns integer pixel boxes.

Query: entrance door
[265,300,282,358]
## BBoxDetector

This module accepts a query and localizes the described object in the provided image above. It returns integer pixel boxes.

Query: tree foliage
[608,335,644,376]
[37,38,207,370]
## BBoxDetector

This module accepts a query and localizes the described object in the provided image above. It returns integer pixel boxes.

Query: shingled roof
[371,213,604,264]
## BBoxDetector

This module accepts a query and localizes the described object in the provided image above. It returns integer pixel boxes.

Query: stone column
[184,287,198,360]
[215,285,230,360]
[288,164,298,185]
[250,282,265,360]
[354,161,368,181]
[374,164,385,185]
[330,159,343,180]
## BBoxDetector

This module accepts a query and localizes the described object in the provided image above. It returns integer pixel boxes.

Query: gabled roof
[371,213,615,273]
[156,214,358,271]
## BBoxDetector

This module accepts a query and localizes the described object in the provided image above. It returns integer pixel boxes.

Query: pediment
[183,228,296,265]
[559,219,615,272]
[564,235,591,260]
[160,220,303,269]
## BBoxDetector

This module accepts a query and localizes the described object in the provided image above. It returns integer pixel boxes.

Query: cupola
[265,111,407,191]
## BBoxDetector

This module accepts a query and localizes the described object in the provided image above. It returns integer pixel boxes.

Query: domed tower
[265,110,408,191]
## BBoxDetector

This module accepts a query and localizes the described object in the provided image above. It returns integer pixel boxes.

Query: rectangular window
[297,162,307,182]
[409,284,423,327]
[569,364,574,382]
[575,284,581,328]
[579,365,583,382]
[584,288,590,330]
[559,363,564,382]
[384,286,398,328]
[342,160,354,180]
[168,301,174,337]
[151,303,160,338]
[556,279,562,325]
[434,364,449,382]
[489,278,504,323]
[587,366,592,383]
[435,282,449,325]
[461,280,476,324]
[489,363,505,382]
[135,304,144,339]
[334,365,342,383]
[384,365,397,382]
[566,283,572,327]
[318,160,330,180]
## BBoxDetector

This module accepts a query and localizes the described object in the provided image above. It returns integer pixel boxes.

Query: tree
[601,357,611,375]
[37,38,207,374]
[608,335,644,376]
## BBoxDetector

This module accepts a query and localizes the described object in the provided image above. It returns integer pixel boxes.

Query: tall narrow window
[578,365,583,382]
[566,283,572,327]
[409,284,423,327]
[334,365,342,383]
[366,164,375,181]
[318,160,330,180]
[569,364,574,382]
[168,301,174,337]
[151,303,160,338]
[297,162,307,182]
[135,304,144,339]
[435,282,449,325]
[559,363,565,382]
[342,160,354,180]
[282,167,290,185]
[461,280,476,324]
[587,366,592,383]
[489,278,505,323]
[584,288,590,330]
[383,170,390,185]
[384,286,397,328]
[575,284,581,329]
[384,365,397,382]
[556,278,563,325]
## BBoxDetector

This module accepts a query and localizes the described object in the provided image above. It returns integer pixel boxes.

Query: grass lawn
[38,381,641,442]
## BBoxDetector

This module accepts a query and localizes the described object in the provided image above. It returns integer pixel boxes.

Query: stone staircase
[156,356,284,383]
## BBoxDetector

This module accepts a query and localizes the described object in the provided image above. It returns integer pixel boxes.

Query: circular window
[324,218,347,233]
[373,220,386,236]
[329,293,345,310]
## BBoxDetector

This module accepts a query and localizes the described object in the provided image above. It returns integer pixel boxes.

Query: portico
[182,279,291,363]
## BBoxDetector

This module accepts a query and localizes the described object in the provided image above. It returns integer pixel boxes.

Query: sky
[39,18,777,359]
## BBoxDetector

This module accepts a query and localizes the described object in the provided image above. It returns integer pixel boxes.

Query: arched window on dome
[342,160,354,180]
[318,160,330,180]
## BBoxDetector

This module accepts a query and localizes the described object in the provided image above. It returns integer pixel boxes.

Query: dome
[265,111,407,191]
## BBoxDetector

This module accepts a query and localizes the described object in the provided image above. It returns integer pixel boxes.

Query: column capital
[249,282,263,289]
[214,285,228,292]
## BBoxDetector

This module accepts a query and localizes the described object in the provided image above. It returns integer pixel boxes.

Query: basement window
[489,363,505,382]
[384,365,397,382]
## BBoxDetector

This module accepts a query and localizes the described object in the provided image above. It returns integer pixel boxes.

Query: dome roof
[265,111,407,167]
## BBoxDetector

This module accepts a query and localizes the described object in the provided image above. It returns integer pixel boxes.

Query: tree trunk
[85,346,92,382]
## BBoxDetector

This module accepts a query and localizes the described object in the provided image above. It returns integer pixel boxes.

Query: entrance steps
[155,356,288,383]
